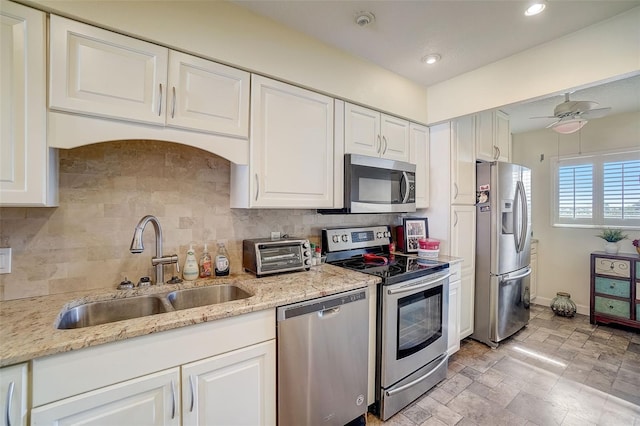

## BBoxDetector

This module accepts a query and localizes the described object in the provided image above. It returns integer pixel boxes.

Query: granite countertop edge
[0,265,380,367]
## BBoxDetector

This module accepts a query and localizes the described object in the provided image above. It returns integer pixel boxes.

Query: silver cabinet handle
[453,183,458,200]
[171,86,176,119]
[453,211,458,227]
[158,83,163,116]
[493,146,498,160]
[386,355,448,396]
[254,174,259,202]
[382,136,388,155]
[376,135,382,153]
[189,374,196,412]
[170,379,176,419]
[5,381,15,426]
[496,146,501,159]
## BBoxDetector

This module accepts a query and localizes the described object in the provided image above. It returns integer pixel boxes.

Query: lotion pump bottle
[183,244,199,281]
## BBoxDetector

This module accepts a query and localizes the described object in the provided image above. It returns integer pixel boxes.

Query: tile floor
[367,305,640,425]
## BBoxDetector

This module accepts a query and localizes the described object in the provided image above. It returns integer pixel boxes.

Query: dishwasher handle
[277,288,367,321]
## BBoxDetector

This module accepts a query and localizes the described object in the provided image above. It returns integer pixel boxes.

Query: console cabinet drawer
[594,257,630,278]
[594,277,631,298]
[594,296,630,319]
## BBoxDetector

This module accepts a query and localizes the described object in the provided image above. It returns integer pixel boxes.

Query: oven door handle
[386,273,451,295]
[385,354,448,397]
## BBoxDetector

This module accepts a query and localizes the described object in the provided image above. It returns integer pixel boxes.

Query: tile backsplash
[0,141,399,301]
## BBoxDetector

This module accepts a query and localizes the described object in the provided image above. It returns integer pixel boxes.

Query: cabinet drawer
[594,296,630,319]
[594,257,630,278]
[594,277,631,298]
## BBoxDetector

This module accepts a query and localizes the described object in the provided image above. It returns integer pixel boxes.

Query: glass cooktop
[329,253,449,285]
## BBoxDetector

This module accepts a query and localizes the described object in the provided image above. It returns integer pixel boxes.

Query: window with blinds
[553,151,640,227]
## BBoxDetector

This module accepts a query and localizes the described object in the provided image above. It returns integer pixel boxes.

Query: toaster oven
[243,237,312,277]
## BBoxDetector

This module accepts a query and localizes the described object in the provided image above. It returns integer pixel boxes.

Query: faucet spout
[129,215,168,285]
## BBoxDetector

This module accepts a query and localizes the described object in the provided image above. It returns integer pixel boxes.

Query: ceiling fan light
[552,119,587,134]
[525,2,546,16]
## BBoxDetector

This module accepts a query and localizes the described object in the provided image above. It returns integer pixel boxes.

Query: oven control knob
[385,231,391,238]
[304,259,311,266]
[332,235,340,243]
[302,241,310,248]
[341,234,348,242]
[376,232,383,238]
[304,250,310,257]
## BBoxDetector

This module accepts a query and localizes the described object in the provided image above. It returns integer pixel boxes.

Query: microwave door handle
[401,171,411,203]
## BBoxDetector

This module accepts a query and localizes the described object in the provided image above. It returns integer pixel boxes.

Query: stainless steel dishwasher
[277,287,369,426]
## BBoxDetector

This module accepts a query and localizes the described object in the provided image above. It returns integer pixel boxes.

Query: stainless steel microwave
[344,154,416,213]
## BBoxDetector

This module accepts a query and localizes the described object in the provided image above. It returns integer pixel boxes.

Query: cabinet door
[495,110,511,162]
[450,116,476,205]
[448,279,461,355]
[0,1,55,206]
[49,15,169,125]
[250,75,334,208]
[32,368,180,426]
[530,241,538,302]
[475,111,495,162]
[380,114,410,162]
[167,50,249,137]
[0,363,28,426]
[182,341,276,426]
[451,205,476,338]
[410,123,430,209]
[344,103,381,157]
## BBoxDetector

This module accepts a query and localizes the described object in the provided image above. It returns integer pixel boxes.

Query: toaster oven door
[257,243,306,274]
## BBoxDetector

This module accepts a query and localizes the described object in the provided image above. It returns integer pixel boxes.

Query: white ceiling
[232,0,640,133]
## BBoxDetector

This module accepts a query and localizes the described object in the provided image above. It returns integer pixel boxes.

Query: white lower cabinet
[31,369,181,425]
[530,240,538,303]
[0,363,28,426]
[447,264,461,355]
[182,341,276,426]
[451,205,476,339]
[31,310,276,426]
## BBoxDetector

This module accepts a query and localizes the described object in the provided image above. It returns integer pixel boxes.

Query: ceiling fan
[531,93,611,134]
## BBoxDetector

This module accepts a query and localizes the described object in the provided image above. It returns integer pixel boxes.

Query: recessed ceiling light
[525,1,547,16]
[421,54,441,65]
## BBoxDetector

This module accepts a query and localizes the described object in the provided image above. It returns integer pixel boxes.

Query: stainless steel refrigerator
[472,161,532,348]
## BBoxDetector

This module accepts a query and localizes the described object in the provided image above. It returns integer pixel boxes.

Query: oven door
[381,270,449,387]
[345,154,416,213]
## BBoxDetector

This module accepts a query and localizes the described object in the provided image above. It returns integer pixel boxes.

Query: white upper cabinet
[230,75,334,208]
[475,110,510,162]
[450,115,476,205]
[410,123,430,209]
[0,0,57,206]
[49,15,249,138]
[49,15,169,125]
[345,103,410,162]
[166,50,249,137]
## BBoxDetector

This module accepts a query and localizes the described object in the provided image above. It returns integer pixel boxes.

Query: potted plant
[596,229,628,254]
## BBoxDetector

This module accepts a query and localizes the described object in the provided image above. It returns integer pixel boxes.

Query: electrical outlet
[0,248,11,274]
[271,231,281,240]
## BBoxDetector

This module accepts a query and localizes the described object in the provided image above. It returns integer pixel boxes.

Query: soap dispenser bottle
[199,243,212,278]
[183,244,199,281]
[214,242,230,276]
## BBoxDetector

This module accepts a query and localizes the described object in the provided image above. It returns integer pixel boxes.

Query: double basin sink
[57,285,252,330]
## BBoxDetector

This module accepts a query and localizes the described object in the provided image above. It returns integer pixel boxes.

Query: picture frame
[402,217,429,253]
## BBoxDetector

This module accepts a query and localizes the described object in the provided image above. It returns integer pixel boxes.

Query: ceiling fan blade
[529,115,557,119]
[545,119,561,128]
[581,106,612,119]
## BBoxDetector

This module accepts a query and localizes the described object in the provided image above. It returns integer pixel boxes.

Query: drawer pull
[609,304,614,309]
[610,284,615,288]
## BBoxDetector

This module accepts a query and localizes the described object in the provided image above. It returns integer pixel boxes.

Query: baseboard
[532,296,589,316]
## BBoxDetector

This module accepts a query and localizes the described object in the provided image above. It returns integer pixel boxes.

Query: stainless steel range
[322,225,450,421]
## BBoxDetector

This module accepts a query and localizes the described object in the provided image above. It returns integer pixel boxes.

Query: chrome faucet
[130,215,179,285]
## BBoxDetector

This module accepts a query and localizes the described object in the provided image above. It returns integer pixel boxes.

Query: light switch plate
[0,248,11,274]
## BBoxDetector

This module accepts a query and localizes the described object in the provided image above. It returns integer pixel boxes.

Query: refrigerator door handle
[503,267,531,281]
[512,185,521,252]
[516,181,528,253]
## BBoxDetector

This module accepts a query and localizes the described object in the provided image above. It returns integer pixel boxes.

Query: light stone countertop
[0,264,380,367]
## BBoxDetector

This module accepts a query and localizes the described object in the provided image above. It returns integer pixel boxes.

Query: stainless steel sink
[167,285,251,310]
[57,295,170,329]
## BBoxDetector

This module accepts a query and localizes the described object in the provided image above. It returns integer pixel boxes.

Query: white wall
[427,7,640,124]
[24,0,428,123]
[511,111,640,314]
